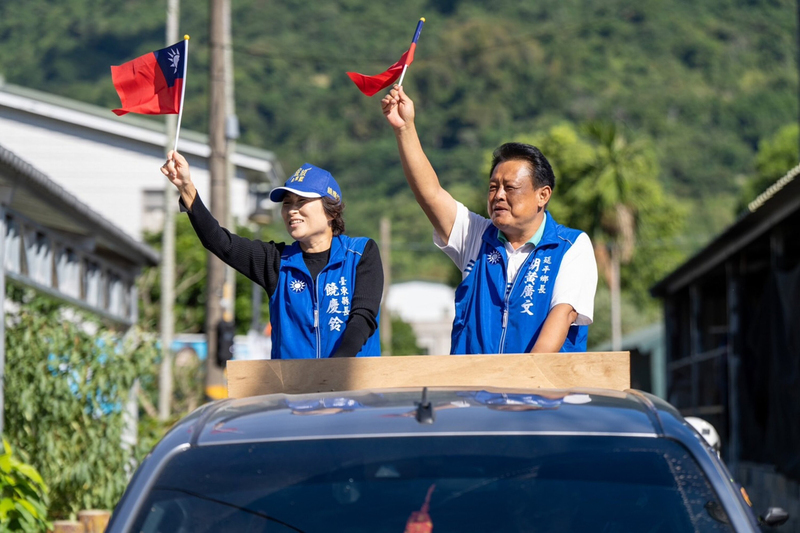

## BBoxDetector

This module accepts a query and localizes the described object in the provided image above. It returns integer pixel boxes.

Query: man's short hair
[490,142,556,191]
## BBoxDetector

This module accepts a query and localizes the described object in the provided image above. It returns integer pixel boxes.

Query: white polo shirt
[433,202,597,326]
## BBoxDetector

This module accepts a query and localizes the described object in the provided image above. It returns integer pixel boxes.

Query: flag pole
[173,35,190,154]
[397,65,410,88]
[397,17,424,87]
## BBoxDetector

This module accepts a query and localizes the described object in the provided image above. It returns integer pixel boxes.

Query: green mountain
[1,0,796,291]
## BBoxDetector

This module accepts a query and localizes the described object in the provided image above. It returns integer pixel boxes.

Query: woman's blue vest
[269,235,381,359]
[450,213,588,354]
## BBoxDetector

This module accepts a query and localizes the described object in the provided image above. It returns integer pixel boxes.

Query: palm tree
[569,121,657,350]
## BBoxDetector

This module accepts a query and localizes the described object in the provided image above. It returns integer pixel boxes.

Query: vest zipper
[314,272,322,359]
[498,249,535,353]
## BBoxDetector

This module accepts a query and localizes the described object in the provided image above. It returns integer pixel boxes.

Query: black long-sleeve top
[181,194,383,357]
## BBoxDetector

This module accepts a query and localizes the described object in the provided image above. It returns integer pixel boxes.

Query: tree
[0,439,50,532]
[522,122,686,347]
[388,316,424,356]
[737,123,799,212]
[139,216,272,335]
[1,0,795,285]
[576,122,654,349]
[3,282,159,518]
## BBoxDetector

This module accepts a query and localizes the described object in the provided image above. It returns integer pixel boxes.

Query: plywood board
[227,352,630,398]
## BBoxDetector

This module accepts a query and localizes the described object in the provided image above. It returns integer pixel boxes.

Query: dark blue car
[107,387,768,532]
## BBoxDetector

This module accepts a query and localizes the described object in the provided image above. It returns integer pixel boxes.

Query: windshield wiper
[155,486,307,533]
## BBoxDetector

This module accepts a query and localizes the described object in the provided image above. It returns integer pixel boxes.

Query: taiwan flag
[347,18,425,97]
[347,48,415,97]
[111,39,186,116]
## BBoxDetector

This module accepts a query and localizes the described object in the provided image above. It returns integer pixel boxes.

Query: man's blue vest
[270,235,381,359]
[450,212,588,354]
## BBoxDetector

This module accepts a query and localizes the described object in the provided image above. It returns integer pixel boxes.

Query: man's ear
[538,186,552,208]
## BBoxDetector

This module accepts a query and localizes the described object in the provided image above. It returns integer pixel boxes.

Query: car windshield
[129,435,734,533]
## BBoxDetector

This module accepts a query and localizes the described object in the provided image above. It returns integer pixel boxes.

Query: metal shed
[652,165,800,527]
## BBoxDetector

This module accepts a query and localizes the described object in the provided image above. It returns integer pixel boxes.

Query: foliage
[524,122,686,302]
[512,122,686,342]
[0,0,795,289]
[0,439,50,533]
[139,215,272,334]
[3,282,159,519]
[737,122,799,212]
[138,215,209,334]
[588,283,662,349]
[388,316,424,356]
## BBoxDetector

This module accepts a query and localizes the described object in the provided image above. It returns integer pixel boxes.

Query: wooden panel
[227,352,630,398]
[52,521,84,533]
[77,510,110,533]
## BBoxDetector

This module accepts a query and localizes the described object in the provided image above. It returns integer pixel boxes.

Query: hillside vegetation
[1,0,797,342]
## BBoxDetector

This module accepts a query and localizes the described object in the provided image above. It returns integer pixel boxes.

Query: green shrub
[3,283,159,519]
[0,439,50,532]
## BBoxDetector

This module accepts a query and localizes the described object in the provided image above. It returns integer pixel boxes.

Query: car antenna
[415,387,435,424]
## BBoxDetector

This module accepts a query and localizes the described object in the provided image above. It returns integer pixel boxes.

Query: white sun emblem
[167,48,180,74]
[289,279,306,293]
[487,251,502,264]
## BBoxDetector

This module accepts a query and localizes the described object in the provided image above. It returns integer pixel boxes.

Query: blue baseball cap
[269,163,343,203]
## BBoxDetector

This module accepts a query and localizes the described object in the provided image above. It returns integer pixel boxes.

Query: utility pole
[222,0,238,336]
[158,0,180,421]
[610,245,622,351]
[0,206,6,436]
[380,217,392,355]
[205,0,230,398]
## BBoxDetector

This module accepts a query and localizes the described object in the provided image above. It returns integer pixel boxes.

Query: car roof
[156,387,690,450]
[109,387,761,533]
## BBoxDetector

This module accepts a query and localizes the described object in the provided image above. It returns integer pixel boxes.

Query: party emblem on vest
[289,279,306,292]
[487,250,502,264]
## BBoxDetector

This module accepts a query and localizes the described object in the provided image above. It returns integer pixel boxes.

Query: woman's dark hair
[489,142,556,191]
[322,197,345,236]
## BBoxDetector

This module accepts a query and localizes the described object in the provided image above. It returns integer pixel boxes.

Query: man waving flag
[347,18,425,96]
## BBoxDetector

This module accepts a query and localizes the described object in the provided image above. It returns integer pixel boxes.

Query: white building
[385,281,455,356]
[0,144,158,326]
[0,82,283,240]
[0,142,161,434]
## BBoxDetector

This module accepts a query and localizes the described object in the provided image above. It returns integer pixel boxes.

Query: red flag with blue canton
[347,18,424,96]
[111,40,186,116]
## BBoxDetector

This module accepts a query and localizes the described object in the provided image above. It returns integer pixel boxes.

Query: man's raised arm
[382,85,458,242]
